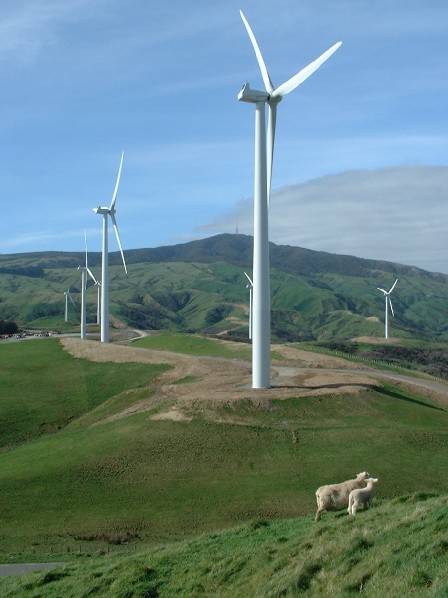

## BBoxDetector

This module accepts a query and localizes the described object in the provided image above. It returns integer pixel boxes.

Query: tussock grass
[0,494,447,597]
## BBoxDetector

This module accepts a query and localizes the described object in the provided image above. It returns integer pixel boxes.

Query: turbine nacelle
[93,206,115,216]
[238,83,269,104]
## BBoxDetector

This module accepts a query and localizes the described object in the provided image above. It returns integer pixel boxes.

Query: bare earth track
[60,337,448,423]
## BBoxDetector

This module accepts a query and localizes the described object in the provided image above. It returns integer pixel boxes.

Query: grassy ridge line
[0,493,447,597]
[0,339,170,448]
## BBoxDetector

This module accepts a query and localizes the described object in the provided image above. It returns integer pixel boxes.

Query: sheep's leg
[315,508,323,522]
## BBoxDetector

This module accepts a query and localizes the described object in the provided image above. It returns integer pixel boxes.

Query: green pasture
[0,494,447,597]
[132,331,252,359]
[0,339,169,448]
[0,336,447,566]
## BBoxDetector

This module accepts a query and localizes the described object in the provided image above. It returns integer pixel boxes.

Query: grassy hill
[0,336,447,570]
[0,493,447,597]
[1,234,448,342]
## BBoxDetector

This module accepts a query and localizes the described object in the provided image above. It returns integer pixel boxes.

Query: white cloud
[199,165,448,273]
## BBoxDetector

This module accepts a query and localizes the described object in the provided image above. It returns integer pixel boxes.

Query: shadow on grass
[377,386,446,412]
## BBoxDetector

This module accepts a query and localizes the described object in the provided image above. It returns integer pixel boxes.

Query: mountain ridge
[1,234,447,341]
[2,233,446,280]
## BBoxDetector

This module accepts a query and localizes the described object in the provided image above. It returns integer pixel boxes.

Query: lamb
[348,477,378,515]
[315,471,370,521]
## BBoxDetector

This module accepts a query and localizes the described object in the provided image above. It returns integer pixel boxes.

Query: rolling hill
[1,234,447,342]
[0,334,447,596]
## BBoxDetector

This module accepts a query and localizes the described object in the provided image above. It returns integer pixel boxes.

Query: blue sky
[1,0,447,273]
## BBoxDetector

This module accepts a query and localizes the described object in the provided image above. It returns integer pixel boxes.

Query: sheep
[315,471,370,521]
[348,477,378,515]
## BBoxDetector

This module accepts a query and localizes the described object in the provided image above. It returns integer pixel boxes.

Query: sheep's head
[356,471,370,481]
[366,478,379,484]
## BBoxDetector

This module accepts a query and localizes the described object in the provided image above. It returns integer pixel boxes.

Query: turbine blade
[389,297,395,317]
[244,271,253,285]
[377,287,387,294]
[389,278,398,293]
[240,10,274,93]
[266,103,277,207]
[272,41,342,98]
[69,293,76,307]
[84,230,88,268]
[110,151,124,210]
[111,213,128,274]
[86,267,98,284]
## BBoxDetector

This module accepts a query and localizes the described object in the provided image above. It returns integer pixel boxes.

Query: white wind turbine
[63,287,75,322]
[244,271,253,340]
[78,232,98,339]
[377,279,398,340]
[238,10,341,388]
[93,152,128,343]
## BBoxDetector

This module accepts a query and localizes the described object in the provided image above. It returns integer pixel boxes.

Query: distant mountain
[1,234,447,342]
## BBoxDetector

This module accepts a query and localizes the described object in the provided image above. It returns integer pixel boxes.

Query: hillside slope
[1,234,447,341]
[0,493,447,597]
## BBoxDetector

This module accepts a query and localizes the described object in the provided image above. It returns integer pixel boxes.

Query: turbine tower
[377,279,398,340]
[78,232,98,339]
[93,152,128,343]
[95,280,101,325]
[238,10,341,388]
[244,271,253,340]
[63,287,75,322]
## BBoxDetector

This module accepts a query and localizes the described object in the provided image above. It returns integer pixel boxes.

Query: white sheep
[315,471,370,521]
[348,477,378,515]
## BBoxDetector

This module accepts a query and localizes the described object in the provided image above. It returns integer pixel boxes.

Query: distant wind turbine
[93,152,128,343]
[238,10,341,388]
[244,271,253,340]
[63,287,75,322]
[377,279,398,340]
[78,232,98,339]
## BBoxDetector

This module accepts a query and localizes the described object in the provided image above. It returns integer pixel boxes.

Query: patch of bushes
[0,319,18,334]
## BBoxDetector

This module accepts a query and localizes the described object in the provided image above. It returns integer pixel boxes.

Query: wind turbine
[93,152,127,343]
[240,10,342,205]
[244,272,253,340]
[377,279,398,340]
[78,232,98,339]
[238,10,341,388]
[63,287,75,322]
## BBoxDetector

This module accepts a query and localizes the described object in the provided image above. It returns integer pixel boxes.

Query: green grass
[0,493,447,597]
[132,331,252,359]
[132,331,287,362]
[0,340,446,562]
[0,337,447,597]
[0,339,170,448]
